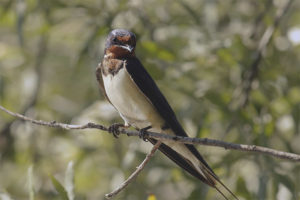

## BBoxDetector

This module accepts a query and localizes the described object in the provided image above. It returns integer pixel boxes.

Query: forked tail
[202,166,239,200]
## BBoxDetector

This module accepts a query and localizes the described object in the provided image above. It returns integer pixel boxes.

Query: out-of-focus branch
[249,0,273,40]
[241,0,294,107]
[105,141,162,199]
[1,105,299,161]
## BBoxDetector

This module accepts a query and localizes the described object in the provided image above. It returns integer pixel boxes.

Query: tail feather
[149,138,239,200]
[215,186,230,200]
[202,166,239,200]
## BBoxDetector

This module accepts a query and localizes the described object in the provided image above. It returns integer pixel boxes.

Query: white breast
[102,66,164,129]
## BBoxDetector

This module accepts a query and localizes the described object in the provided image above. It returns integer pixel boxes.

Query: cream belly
[102,66,164,129]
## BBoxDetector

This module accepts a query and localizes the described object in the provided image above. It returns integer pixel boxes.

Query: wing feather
[124,58,214,173]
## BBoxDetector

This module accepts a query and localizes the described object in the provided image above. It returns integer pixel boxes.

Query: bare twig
[105,141,162,199]
[0,105,299,161]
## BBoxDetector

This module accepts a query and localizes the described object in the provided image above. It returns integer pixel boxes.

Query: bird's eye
[113,38,118,43]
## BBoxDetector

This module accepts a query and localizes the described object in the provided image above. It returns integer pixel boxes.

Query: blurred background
[0,0,300,199]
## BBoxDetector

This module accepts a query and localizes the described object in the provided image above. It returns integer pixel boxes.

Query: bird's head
[105,29,136,58]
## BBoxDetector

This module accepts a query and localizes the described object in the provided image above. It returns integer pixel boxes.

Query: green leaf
[50,175,69,200]
[236,176,253,200]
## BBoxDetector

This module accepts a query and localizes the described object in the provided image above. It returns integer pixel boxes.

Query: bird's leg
[138,126,152,142]
[108,123,128,138]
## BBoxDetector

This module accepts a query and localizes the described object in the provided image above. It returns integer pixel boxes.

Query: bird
[96,29,238,200]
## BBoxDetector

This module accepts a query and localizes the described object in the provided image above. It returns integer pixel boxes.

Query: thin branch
[0,105,299,161]
[105,141,162,199]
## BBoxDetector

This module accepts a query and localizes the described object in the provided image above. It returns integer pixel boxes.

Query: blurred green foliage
[0,0,300,199]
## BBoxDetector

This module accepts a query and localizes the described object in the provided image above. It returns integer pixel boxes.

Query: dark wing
[148,138,213,185]
[125,57,213,172]
[95,62,112,104]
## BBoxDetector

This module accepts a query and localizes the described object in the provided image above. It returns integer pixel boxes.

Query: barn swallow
[96,29,238,200]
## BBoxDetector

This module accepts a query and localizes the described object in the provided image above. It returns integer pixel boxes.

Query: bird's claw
[139,126,152,142]
[108,123,124,138]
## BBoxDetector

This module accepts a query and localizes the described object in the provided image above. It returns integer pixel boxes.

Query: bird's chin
[106,46,135,58]
[118,45,134,53]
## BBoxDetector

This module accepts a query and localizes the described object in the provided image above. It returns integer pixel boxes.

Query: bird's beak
[119,45,134,53]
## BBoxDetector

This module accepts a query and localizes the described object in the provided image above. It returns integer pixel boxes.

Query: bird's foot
[139,126,152,142]
[108,123,126,138]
